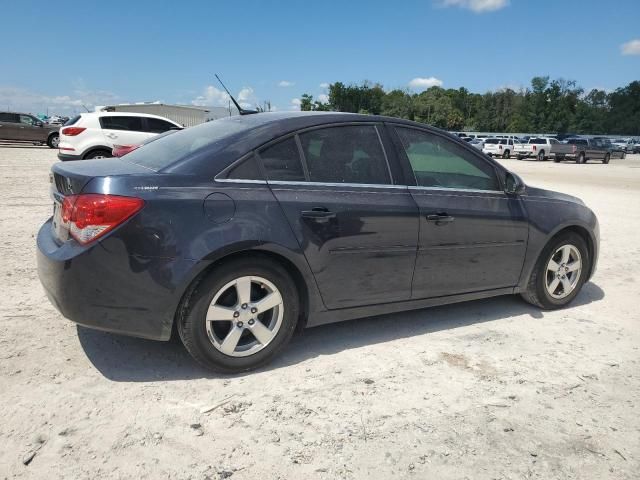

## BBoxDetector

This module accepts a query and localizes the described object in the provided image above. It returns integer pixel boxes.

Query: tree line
[299,77,640,136]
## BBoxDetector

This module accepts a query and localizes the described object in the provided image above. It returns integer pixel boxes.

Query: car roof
[82,111,180,122]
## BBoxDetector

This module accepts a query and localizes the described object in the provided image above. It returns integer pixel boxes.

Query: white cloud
[192,85,257,108]
[317,93,329,103]
[621,39,640,55]
[278,80,295,87]
[290,98,302,111]
[438,0,509,13]
[191,85,230,106]
[0,84,119,113]
[408,77,444,90]
[319,82,330,89]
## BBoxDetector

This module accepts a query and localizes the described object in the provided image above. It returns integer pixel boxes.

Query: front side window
[259,137,305,181]
[100,116,143,132]
[20,114,36,125]
[298,125,391,185]
[395,127,499,191]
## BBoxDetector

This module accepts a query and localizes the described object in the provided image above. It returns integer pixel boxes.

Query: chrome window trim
[408,185,505,195]
[214,178,268,185]
[267,180,407,189]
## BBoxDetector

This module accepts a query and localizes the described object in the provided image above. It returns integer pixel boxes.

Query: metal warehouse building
[100,103,238,127]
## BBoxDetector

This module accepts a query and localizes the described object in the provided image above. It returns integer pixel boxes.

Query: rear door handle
[426,213,455,225]
[301,207,336,222]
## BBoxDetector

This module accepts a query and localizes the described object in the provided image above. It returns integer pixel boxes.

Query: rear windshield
[122,118,252,171]
[484,138,500,144]
[529,138,546,143]
[64,115,81,126]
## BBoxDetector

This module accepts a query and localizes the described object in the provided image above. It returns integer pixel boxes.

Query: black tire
[516,155,523,160]
[84,149,112,159]
[603,153,610,164]
[537,150,545,161]
[553,156,561,163]
[47,133,59,149]
[521,232,590,310]
[576,153,586,164]
[503,149,510,159]
[179,257,300,373]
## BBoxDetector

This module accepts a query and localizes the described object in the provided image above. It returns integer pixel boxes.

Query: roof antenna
[215,74,258,115]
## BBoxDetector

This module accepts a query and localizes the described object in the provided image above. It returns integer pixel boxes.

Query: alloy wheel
[205,276,284,357]
[545,245,582,299]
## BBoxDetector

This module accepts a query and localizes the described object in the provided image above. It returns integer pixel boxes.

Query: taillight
[572,145,577,153]
[61,194,144,245]
[112,144,140,157]
[61,127,86,136]
[499,144,503,150]
[532,145,537,151]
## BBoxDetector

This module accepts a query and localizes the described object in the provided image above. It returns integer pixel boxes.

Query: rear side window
[100,116,144,132]
[395,127,498,191]
[146,118,177,133]
[259,137,305,181]
[225,155,264,181]
[298,125,391,185]
[0,112,19,122]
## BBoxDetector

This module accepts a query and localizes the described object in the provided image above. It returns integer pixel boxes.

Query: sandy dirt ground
[0,144,638,479]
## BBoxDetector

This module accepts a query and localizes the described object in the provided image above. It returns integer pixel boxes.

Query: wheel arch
[81,146,112,159]
[174,247,313,338]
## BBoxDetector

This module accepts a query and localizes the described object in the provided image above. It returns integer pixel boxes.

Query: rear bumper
[57,151,83,161]
[36,219,200,341]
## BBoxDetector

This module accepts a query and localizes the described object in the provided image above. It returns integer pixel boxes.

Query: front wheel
[603,153,610,164]
[179,257,300,373]
[521,232,589,309]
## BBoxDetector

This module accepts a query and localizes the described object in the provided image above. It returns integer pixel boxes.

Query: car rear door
[0,113,20,140]
[260,123,419,310]
[99,116,151,147]
[391,125,528,299]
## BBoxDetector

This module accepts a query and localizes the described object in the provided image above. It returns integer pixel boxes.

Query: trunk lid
[51,158,153,195]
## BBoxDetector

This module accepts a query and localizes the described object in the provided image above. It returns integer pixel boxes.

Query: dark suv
[0,112,60,148]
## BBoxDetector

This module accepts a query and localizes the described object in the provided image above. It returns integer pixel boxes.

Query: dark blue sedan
[37,112,599,372]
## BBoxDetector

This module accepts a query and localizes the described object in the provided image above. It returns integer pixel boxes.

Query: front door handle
[426,213,455,225]
[301,207,336,222]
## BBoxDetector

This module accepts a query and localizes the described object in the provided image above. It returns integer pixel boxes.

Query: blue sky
[1,0,639,114]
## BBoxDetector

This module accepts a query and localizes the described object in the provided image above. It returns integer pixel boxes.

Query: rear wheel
[502,149,511,159]
[521,232,589,309]
[603,153,610,164]
[47,133,59,149]
[179,257,299,373]
[84,149,111,159]
[537,150,545,161]
[576,153,586,164]
[553,156,561,163]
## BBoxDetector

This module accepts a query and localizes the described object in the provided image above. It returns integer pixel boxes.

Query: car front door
[391,125,528,299]
[100,116,151,147]
[17,114,43,141]
[260,124,419,310]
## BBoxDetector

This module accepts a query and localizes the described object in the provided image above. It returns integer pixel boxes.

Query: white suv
[57,112,182,161]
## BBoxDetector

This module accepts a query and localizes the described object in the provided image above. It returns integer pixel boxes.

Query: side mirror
[35,121,43,127]
[505,171,526,195]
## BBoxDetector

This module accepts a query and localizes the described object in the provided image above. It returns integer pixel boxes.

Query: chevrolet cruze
[37,112,599,372]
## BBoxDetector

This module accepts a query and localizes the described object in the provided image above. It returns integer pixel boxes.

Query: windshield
[122,118,252,171]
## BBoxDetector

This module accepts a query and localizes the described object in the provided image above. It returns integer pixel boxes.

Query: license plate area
[51,197,69,242]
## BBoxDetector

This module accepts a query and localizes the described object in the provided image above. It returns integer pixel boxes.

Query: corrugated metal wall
[108,105,209,127]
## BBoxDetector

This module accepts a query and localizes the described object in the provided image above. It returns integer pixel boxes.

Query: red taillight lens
[61,127,86,136]
[572,145,577,153]
[112,144,140,157]
[532,145,537,151]
[62,194,144,245]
